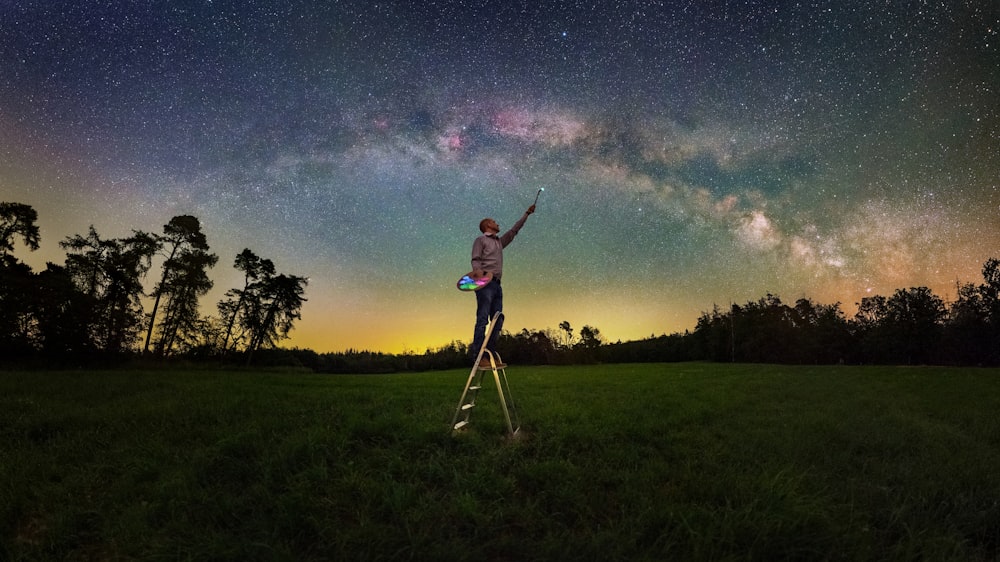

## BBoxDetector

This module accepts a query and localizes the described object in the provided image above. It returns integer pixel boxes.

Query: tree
[691,304,731,362]
[0,258,36,354]
[982,258,1000,330]
[0,203,41,355]
[570,324,604,363]
[885,287,946,364]
[61,227,159,354]
[812,301,853,363]
[983,258,1000,301]
[558,320,574,348]
[143,216,216,355]
[243,273,308,365]
[690,295,854,365]
[944,281,991,365]
[578,325,603,349]
[854,295,888,328]
[497,327,558,364]
[218,249,275,355]
[0,202,40,258]
[731,294,795,363]
[151,249,218,356]
[790,298,852,363]
[853,294,890,363]
[855,288,946,364]
[943,258,1000,365]
[33,263,95,356]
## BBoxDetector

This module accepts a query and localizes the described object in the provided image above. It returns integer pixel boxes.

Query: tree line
[678,260,1000,366]
[284,259,1000,373]
[243,321,608,374]
[571,259,1000,368]
[0,202,307,365]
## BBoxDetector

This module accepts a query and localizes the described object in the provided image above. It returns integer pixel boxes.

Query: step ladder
[451,312,520,436]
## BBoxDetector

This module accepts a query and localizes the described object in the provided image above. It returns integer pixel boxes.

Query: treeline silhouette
[0,202,307,367]
[599,259,1000,367]
[3,202,998,371]
[271,322,607,373]
[261,258,1000,373]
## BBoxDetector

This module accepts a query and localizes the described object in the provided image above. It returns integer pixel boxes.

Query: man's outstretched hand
[526,204,536,215]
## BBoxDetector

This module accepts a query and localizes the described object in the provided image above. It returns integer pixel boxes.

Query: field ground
[2,363,999,561]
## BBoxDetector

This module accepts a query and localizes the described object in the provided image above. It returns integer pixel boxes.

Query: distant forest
[297,261,1000,373]
[2,201,999,372]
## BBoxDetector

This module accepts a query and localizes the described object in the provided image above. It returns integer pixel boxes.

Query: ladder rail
[496,360,520,432]
[450,311,502,430]
[490,352,519,435]
[449,367,482,429]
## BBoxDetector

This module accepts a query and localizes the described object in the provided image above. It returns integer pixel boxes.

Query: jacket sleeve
[499,213,529,248]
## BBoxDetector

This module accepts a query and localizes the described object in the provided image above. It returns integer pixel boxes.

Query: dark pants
[471,278,503,359]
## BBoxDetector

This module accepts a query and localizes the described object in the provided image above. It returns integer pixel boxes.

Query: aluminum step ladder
[451,312,520,436]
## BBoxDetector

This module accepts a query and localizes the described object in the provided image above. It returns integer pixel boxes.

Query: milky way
[2,1,998,352]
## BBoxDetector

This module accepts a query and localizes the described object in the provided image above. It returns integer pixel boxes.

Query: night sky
[2,1,998,353]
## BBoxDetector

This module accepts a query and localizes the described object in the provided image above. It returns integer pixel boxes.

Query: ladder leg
[452,311,503,432]
[489,352,518,436]
[496,358,520,434]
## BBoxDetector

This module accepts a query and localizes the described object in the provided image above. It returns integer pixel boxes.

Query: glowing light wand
[533,187,544,206]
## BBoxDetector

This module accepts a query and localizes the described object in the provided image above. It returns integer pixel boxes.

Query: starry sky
[1,1,998,353]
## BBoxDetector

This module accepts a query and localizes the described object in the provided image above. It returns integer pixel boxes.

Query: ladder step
[469,385,481,391]
[453,420,469,430]
[462,403,475,410]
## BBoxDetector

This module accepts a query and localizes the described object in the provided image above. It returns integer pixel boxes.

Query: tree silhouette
[0,258,35,353]
[218,249,275,355]
[144,216,217,356]
[33,264,95,356]
[852,288,947,364]
[578,325,603,349]
[0,203,42,353]
[152,250,218,356]
[0,202,40,258]
[497,328,558,364]
[790,298,851,364]
[983,259,1000,364]
[945,281,991,365]
[244,273,308,365]
[61,227,159,354]
[559,320,574,348]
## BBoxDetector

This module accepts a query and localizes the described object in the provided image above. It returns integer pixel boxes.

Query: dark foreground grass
[2,363,999,561]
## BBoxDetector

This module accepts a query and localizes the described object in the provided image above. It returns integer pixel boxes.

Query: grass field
[2,363,999,561]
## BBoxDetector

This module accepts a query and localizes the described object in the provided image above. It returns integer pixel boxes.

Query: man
[470,204,536,367]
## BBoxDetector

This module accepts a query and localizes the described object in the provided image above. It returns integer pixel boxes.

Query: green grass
[2,363,999,561]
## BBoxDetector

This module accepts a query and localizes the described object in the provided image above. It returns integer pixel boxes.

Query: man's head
[479,218,499,234]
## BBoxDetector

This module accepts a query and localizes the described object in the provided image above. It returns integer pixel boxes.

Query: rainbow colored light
[457,274,491,291]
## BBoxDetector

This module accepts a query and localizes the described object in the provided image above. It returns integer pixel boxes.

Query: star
[0,0,996,353]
